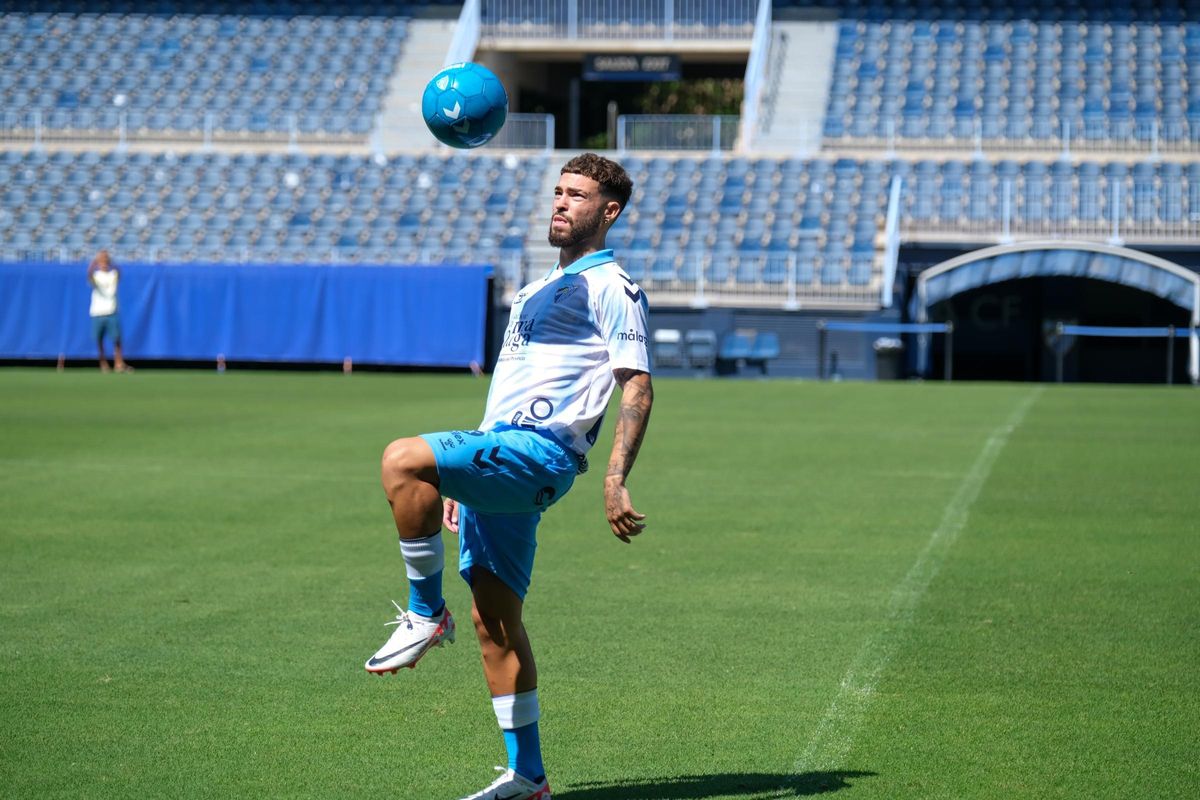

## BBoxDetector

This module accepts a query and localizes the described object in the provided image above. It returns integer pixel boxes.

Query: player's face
[549,172,610,248]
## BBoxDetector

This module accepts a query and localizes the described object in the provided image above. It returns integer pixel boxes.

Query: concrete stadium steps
[753,21,838,155]
[370,19,458,153]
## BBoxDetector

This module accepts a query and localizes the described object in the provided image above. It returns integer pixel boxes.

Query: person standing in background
[87,250,132,372]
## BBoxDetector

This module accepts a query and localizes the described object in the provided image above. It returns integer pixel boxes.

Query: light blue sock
[407,572,443,618]
[400,534,444,618]
[503,722,544,783]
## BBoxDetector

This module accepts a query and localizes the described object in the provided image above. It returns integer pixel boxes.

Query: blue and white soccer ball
[421,62,508,149]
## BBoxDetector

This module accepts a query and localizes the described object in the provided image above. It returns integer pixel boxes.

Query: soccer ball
[421,62,508,149]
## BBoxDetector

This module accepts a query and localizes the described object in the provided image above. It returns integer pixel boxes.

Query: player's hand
[604,478,646,543]
[443,498,460,534]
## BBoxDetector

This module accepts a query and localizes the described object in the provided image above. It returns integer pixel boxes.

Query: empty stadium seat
[0,11,406,136]
[824,15,1195,146]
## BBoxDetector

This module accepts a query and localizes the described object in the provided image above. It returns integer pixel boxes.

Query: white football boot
[458,767,551,800]
[364,601,455,674]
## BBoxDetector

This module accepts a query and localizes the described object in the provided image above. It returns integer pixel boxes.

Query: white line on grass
[794,386,1044,773]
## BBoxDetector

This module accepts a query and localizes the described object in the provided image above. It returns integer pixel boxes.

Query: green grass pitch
[1,369,1197,799]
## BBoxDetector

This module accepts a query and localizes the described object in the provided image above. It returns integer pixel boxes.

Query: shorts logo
[438,431,470,450]
[472,446,506,469]
[535,486,557,506]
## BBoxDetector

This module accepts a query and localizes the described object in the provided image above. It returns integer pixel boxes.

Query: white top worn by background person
[89,268,118,317]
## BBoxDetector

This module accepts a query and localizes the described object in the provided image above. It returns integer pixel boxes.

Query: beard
[548,209,604,248]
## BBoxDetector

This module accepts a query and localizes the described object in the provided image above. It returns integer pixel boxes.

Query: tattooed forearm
[606,370,654,482]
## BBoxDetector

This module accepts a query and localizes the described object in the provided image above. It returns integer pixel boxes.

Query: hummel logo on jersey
[620,274,643,303]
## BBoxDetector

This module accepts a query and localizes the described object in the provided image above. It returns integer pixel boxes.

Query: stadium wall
[0,262,492,368]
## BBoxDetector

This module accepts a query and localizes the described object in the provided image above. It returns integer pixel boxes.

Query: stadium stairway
[751,20,838,155]
[370,18,458,152]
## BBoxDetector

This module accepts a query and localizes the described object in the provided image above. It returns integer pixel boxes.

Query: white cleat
[458,767,551,800]
[364,601,455,674]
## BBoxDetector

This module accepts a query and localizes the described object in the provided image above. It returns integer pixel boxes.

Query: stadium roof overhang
[911,241,1200,327]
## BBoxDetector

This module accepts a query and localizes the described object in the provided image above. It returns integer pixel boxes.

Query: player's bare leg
[113,342,132,372]
[97,341,110,372]
[380,437,443,539]
[470,567,537,696]
[464,567,549,798]
[366,437,455,674]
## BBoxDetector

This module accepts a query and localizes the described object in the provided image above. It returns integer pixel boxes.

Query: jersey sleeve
[594,269,651,374]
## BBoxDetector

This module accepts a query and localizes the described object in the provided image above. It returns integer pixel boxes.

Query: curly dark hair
[560,153,634,217]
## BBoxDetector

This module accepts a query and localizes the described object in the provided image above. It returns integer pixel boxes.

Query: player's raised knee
[381,437,437,491]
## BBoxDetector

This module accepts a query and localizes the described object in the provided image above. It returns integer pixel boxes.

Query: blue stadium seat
[718,331,754,362]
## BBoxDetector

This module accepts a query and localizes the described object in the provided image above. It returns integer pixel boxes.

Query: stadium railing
[617,250,879,310]
[447,0,482,65]
[0,109,353,148]
[616,114,740,152]
[1050,323,1199,385]
[738,0,773,150]
[831,117,1198,157]
[905,178,1199,246]
[817,320,955,380]
[880,174,903,308]
[483,113,556,150]
[479,0,756,40]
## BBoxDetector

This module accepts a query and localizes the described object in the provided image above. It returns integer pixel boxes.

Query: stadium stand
[823,17,1200,146]
[778,0,1200,22]
[1,144,1194,302]
[0,0,1197,320]
[0,149,545,266]
[0,10,409,137]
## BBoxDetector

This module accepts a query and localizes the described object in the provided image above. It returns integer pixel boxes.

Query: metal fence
[0,243,529,273]
[617,114,740,152]
[479,0,756,40]
[904,179,1200,246]
[484,113,556,150]
[831,116,1199,157]
[0,109,348,150]
[491,248,880,309]
[4,241,878,313]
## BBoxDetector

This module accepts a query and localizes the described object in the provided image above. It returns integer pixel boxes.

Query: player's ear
[604,200,621,224]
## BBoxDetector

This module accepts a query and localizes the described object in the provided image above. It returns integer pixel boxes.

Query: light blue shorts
[420,425,579,599]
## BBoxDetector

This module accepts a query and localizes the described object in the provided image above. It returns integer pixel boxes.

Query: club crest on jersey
[554,284,578,303]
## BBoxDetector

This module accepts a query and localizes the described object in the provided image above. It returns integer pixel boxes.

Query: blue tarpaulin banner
[0,261,492,367]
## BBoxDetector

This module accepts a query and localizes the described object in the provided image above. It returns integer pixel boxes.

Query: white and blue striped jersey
[481,249,650,456]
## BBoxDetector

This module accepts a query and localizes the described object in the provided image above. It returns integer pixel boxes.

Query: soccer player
[366,153,652,800]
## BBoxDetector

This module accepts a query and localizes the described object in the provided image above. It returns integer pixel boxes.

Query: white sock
[492,689,540,729]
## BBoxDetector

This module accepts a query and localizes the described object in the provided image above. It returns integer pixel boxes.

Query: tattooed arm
[604,368,654,543]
